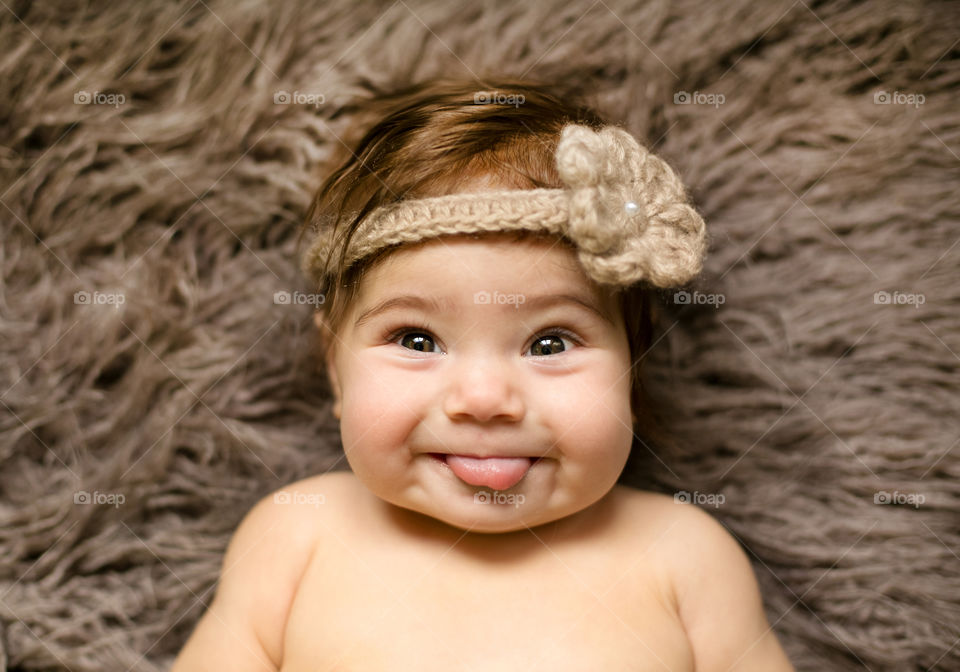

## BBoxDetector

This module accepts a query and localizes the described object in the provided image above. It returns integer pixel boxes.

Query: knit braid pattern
[301,123,707,290]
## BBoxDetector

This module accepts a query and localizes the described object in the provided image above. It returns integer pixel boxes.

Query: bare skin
[172,471,792,671]
[172,234,793,671]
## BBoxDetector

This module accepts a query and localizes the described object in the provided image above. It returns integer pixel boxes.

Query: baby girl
[172,78,794,670]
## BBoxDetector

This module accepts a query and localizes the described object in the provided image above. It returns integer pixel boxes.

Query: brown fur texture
[1,1,958,670]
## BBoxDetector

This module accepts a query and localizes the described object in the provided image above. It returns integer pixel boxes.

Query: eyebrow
[354,292,616,328]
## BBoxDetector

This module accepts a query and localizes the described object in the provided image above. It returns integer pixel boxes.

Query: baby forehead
[367,234,603,287]
[352,288,622,332]
[357,261,619,325]
[367,232,586,278]
[348,234,626,321]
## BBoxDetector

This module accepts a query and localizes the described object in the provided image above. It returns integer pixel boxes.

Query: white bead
[624,200,639,216]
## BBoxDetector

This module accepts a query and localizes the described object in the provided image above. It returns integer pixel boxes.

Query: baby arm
[671,505,795,671]
[171,490,317,672]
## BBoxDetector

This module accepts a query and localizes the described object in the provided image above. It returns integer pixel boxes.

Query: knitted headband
[301,123,707,290]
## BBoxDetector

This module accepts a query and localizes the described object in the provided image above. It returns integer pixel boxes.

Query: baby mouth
[431,453,538,491]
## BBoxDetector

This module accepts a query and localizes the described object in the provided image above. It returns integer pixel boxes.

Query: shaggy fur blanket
[1,0,958,670]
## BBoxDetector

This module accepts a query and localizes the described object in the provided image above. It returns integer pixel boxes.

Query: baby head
[299,78,706,533]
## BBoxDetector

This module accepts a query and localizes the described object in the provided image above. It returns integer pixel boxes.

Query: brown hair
[297,76,659,443]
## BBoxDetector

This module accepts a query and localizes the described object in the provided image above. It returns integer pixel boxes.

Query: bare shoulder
[261,470,369,545]
[607,485,742,548]
[600,486,727,584]
[212,472,360,662]
[614,488,757,594]
[606,485,794,671]
[170,471,361,671]
[605,484,714,538]
[274,469,362,505]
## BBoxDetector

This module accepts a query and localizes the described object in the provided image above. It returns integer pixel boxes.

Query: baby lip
[429,452,542,462]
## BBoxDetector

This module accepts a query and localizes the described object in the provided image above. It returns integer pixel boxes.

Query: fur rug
[1,0,958,669]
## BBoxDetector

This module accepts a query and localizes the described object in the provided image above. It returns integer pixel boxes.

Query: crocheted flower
[555,124,707,288]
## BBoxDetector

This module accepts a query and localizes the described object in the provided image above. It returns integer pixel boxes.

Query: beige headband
[301,123,707,290]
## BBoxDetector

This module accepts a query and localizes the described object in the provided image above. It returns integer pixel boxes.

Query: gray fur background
[1,0,958,670]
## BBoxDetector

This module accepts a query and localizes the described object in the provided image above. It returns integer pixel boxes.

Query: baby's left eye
[528,330,577,356]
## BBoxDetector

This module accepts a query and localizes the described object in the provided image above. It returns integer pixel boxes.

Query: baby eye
[386,326,440,353]
[529,329,578,357]
[398,331,437,352]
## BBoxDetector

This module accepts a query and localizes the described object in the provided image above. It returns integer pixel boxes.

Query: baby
[172,78,794,671]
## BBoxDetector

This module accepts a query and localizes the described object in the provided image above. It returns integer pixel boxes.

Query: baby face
[324,233,634,533]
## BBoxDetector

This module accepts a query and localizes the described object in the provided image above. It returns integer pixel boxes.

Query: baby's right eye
[385,324,441,353]
[398,331,437,352]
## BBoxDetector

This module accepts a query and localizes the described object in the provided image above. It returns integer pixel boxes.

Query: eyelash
[382,320,582,355]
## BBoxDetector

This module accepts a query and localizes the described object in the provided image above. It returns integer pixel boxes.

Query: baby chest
[278,546,693,671]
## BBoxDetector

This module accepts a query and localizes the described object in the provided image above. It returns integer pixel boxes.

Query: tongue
[445,455,532,491]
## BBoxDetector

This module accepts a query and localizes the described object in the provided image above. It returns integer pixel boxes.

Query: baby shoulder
[613,487,756,590]
[613,486,734,543]
[229,473,355,590]
[212,472,357,660]
[273,470,358,509]
[613,488,793,670]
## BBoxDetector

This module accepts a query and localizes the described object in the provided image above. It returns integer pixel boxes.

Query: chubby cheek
[549,362,634,483]
[337,359,424,484]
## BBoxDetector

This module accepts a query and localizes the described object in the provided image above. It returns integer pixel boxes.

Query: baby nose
[442,355,525,423]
